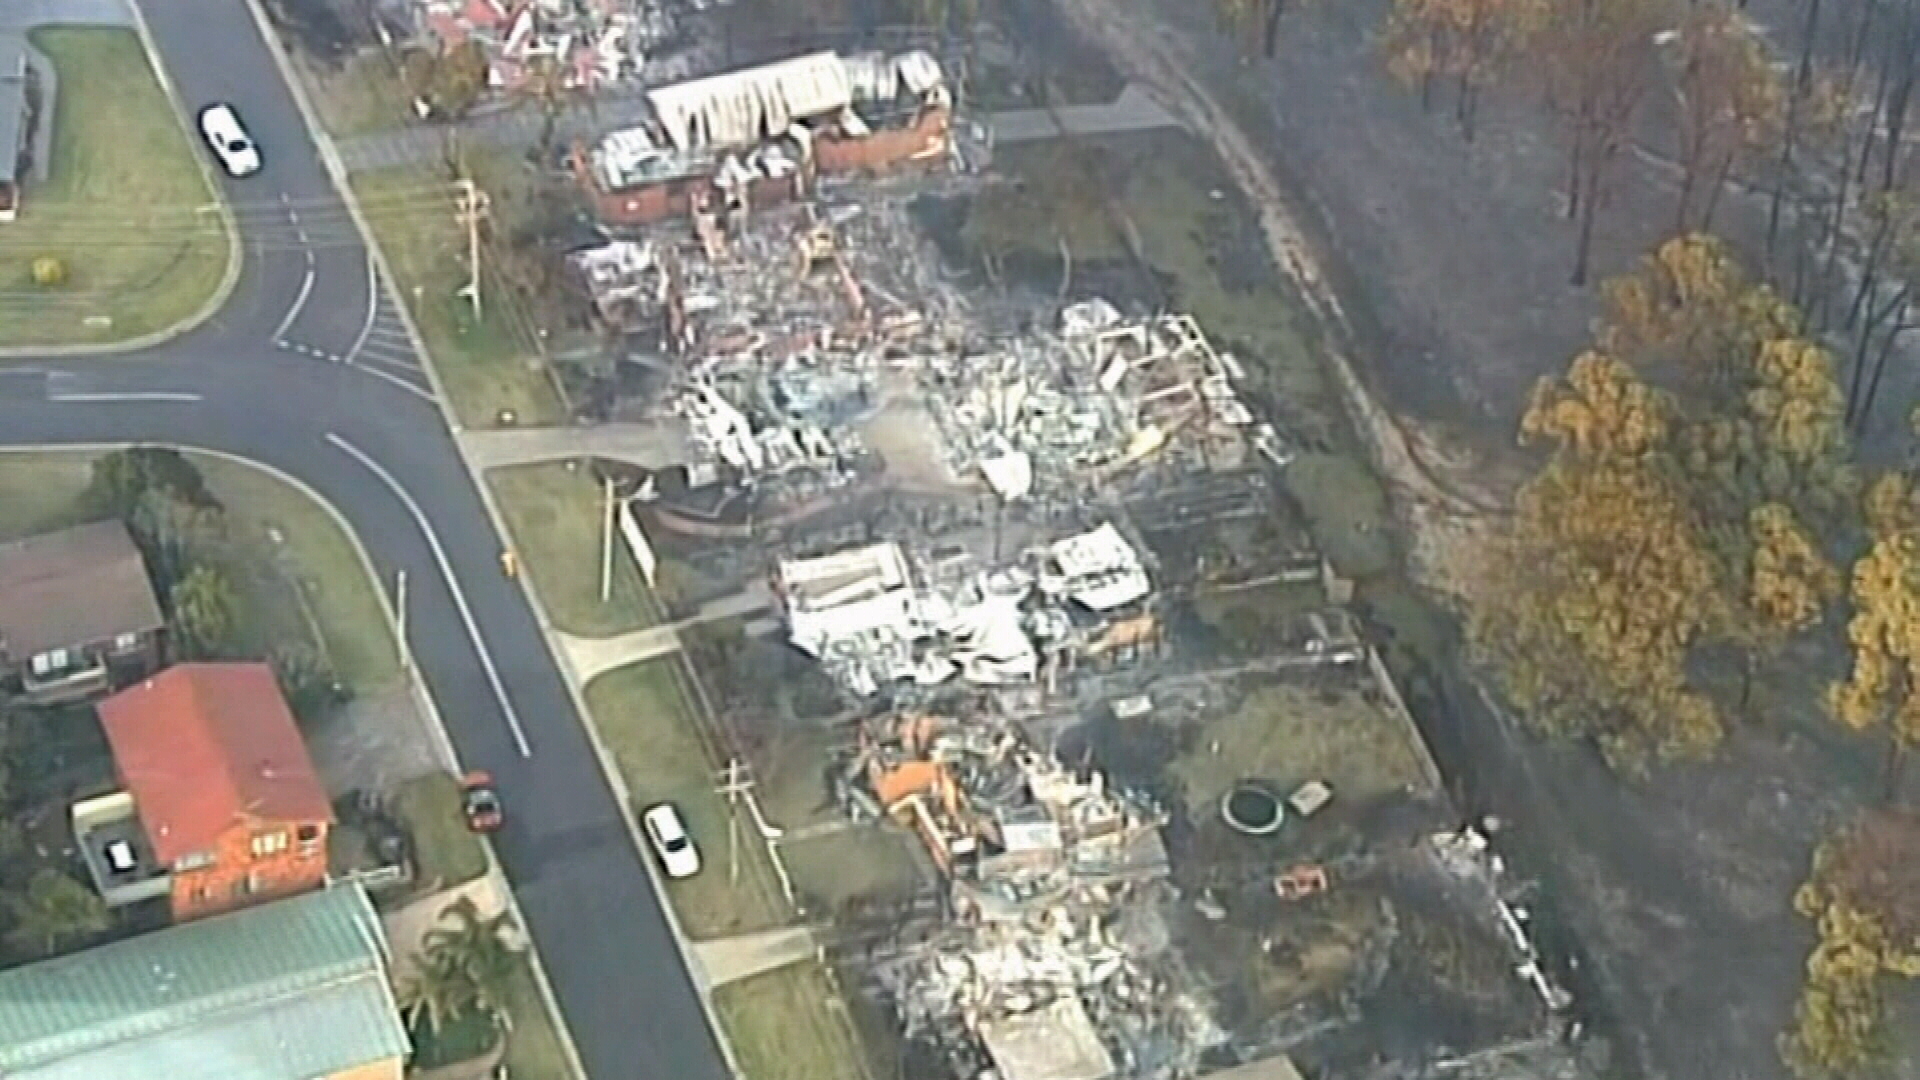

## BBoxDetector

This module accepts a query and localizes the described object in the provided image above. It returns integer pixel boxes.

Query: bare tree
[1666,3,1783,232]
[1544,0,1672,285]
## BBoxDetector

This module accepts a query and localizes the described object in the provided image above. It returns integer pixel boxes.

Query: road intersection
[1,3,728,1078]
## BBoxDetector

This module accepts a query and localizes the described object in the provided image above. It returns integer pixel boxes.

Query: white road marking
[364,323,413,344]
[352,360,436,402]
[49,392,203,403]
[325,432,533,757]
[273,252,318,342]
[344,251,379,364]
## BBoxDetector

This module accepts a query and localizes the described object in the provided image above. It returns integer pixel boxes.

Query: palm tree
[405,897,523,1033]
[400,950,482,1037]
[5,868,109,958]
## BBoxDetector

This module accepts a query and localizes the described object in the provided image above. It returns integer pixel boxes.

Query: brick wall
[172,817,329,922]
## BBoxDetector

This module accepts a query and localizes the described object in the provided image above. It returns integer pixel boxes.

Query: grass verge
[1,28,228,348]
[502,957,575,1080]
[299,49,413,137]
[582,659,784,939]
[192,455,400,691]
[488,463,653,637]
[349,152,566,428]
[0,452,95,540]
[713,964,873,1080]
[390,771,489,890]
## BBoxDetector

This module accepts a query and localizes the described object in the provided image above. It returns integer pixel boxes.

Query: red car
[461,771,504,833]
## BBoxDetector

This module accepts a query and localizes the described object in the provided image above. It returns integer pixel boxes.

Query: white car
[641,803,701,879]
[198,104,261,177]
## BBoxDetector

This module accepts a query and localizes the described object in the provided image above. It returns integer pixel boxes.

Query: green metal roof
[0,883,412,1079]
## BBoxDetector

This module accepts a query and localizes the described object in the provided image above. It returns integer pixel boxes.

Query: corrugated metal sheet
[648,51,851,152]
[0,884,410,1079]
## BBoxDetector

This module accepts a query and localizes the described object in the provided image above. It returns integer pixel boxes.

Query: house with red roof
[96,663,334,922]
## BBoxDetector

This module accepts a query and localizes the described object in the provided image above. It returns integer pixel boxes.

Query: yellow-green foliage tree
[1831,473,1920,789]
[1599,237,1850,714]
[1600,233,1800,395]
[1472,352,1725,764]
[1784,810,1920,1078]
[1380,0,1545,139]
[1736,503,1840,708]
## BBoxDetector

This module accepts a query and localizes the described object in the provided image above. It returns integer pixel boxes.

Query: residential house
[0,883,412,1080]
[0,520,165,702]
[0,37,28,223]
[97,663,334,922]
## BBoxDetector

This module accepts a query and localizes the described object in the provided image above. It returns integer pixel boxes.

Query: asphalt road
[2,4,730,1078]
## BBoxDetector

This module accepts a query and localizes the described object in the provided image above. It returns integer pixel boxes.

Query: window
[27,648,64,676]
[250,831,289,858]
[112,632,140,652]
[176,851,214,871]
[295,823,322,854]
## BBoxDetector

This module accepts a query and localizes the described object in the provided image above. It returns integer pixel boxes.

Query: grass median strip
[1,27,229,348]
[582,659,785,939]
[349,153,566,428]
[488,463,653,637]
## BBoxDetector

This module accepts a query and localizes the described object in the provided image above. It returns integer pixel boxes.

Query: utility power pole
[715,759,756,888]
[454,177,491,320]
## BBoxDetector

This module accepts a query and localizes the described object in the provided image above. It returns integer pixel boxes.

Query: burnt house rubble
[774,522,1155,700]
[572,48,954,225]
[565,107,1593,1080]
[407,0,728,93]
[848,710,1224,1080]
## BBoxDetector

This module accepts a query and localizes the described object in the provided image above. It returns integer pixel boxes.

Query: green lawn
[193,456,400,692]
[503,957,577,1080]
[583,660,786,940]
[0,28,229,348]
[713,964,873,1080]
[349,154,566,428]
[390,772,489,890]
[0,452,95,539]
[488,463,653,637]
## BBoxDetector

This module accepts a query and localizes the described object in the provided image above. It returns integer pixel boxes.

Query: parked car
[461,771,504,833]
[197,104,261,177]
[640,802,701,879]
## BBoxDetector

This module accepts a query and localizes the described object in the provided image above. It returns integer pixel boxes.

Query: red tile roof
[98,664,333,865]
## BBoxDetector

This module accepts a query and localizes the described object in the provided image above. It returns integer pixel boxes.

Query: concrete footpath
[556,585,774,682]
[460,423,692,471]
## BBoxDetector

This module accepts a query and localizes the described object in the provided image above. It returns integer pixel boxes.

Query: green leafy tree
[169,564,239,660]
[5,868,109,958]
[130,490,230,591]
[1472,352,1725,764]
[271,643,348,725]
[80,447,218,521]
